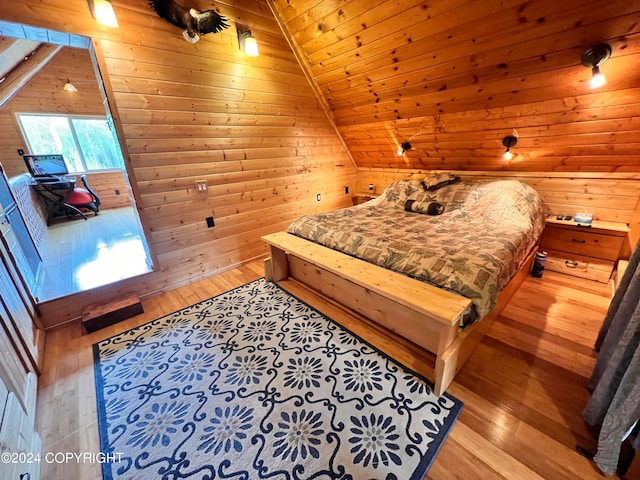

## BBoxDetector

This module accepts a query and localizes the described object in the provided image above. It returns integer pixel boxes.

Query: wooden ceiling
[271,0,640,172]
[0,22,92,108]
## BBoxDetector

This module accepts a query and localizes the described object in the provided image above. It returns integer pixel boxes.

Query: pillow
[405,172,428,181]
[404,200,445,215]
[421,173,460,191]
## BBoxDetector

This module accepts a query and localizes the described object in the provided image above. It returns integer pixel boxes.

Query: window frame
[15,112,123,174]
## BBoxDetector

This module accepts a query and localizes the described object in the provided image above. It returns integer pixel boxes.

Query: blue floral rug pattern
[93,279,462,479]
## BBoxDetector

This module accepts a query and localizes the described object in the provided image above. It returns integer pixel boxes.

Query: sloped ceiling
[0,22,94,108]
[0,37,41,79]
[271,0,640,172]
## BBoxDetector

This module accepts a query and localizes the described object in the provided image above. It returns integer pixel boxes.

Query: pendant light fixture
[581,43,612,89]
[63,79,78,92]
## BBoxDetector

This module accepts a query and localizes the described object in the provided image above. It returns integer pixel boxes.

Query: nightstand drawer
[544,249,614,283]
[540,227,623,261]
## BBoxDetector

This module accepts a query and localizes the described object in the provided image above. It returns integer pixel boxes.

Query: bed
[263,174,545,394]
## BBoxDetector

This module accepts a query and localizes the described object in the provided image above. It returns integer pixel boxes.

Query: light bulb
[244,36,259,57]
[63,81,78,93]
[94,0,119,28]
[590,66,606,89]
[503,149,513,161]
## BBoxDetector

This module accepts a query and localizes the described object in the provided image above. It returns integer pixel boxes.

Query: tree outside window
[16,114,124,173]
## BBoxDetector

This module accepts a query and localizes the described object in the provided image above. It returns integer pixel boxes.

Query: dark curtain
[583,240,640,475]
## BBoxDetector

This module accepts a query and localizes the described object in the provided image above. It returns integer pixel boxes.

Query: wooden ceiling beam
[0,42,62,109]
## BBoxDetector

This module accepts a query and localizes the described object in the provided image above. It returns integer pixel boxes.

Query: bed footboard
[263,232,474,395]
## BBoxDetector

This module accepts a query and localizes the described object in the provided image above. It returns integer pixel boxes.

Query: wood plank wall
[358,168,640,257]
[82,170,130,209]
[0,0,356,329]
[271,0,640,172]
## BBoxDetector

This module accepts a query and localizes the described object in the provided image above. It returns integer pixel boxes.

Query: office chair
[65,174,101,218]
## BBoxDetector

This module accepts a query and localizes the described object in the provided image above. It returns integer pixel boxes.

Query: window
[16,114,124,173]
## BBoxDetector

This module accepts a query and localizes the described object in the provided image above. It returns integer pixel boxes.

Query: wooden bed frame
[262,231,537,396]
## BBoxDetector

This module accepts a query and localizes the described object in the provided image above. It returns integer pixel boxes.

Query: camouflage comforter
[287,178,545,321]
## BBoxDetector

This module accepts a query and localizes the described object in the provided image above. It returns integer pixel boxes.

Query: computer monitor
[23,154,69,178]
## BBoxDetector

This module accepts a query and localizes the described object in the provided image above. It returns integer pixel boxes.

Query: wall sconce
[63,79,78,92]
[397,141,412,156]
[237,25,259,57]
[502,135,517,160]
[581,43,611,89]
[88,0,119,28]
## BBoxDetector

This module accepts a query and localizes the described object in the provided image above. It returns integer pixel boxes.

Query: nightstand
[539,217,630,283]
[351,193,378,205]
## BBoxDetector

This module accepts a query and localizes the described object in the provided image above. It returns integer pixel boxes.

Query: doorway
[0,19,154,302]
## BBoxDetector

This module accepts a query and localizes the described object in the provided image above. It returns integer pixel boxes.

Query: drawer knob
[571,238,587,244]
[565,260,579,268]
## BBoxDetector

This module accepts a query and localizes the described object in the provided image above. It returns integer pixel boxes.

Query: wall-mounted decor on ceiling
[149,0,229,43]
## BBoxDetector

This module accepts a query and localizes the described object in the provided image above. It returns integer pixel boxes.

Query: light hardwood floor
[34,207,152,302]
[36,260,626,479]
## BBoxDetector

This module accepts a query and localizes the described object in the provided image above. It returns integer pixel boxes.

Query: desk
[30,177,87,225]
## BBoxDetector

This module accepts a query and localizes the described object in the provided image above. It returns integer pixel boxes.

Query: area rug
[93,279,462,479]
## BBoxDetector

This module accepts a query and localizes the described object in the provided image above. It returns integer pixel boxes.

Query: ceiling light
[581,43,611,89]
[88,0,119,28]
[502,135,517,160]
[397,141,412,156]
[63,79,78,92]
[237,25,259,57]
